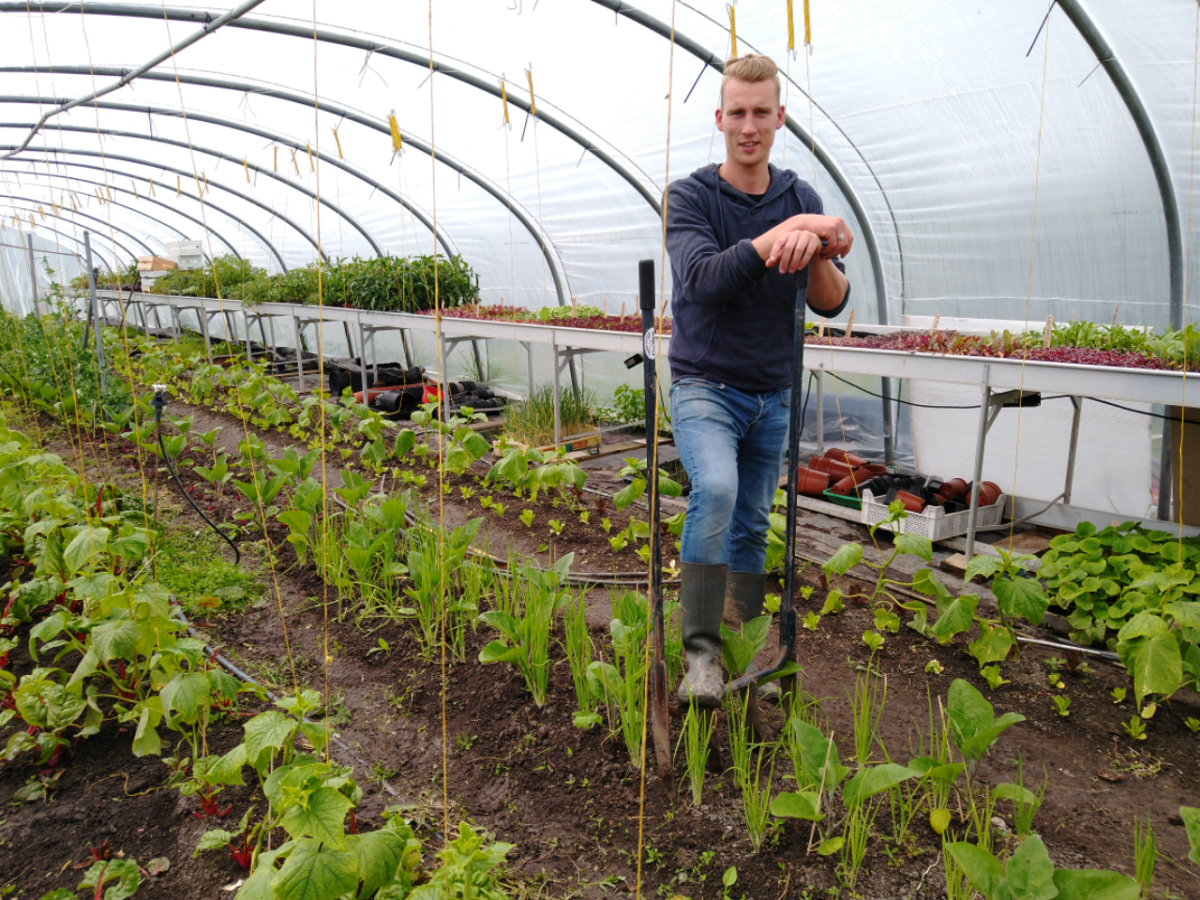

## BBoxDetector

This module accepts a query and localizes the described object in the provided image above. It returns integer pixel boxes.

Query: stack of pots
[798,448,887,498]
[799,448,1002,516]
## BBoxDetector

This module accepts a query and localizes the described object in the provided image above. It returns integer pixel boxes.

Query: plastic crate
[861,489,1007,541]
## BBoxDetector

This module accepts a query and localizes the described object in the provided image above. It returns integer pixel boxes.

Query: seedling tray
[822,488,864,511]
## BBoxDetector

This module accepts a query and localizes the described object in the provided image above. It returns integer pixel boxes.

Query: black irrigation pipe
[152,385,240,565]
[170,605,419,805]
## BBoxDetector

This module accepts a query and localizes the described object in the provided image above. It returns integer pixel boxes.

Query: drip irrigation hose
[151,385,241,565]
[170,604,418,804]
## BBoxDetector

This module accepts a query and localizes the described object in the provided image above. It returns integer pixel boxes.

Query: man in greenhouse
[667,54,852,706]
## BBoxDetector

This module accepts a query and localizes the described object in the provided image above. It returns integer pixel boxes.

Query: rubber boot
[724,571,781,702]
[723,571,768,629]
[676,562,726,707]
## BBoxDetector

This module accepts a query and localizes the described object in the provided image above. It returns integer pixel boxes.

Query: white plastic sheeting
[0,229,85,314]
[0,1,1196,330]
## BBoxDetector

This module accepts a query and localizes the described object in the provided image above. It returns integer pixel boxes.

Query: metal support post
[964,365,992,563]
[292,315,305,389]
[357,318,370,389]
[82,232,106,397]
[881,376,895,464]
[1063,397,1083,505]
[1158,420,1173,522]
[241,310,253,360]
[200,308,213,363]
[518,341,534,400]
[27,240,39,315]
[815,370,825,455]
[551,341,561,448]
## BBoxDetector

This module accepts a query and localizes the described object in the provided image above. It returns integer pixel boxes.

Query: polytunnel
[0,0,1193,328]
[5,5,1200,898]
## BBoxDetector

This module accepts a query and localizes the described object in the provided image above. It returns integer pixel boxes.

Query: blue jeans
[671,378,791,573]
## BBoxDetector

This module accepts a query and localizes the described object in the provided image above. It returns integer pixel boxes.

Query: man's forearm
[806,256,848,311]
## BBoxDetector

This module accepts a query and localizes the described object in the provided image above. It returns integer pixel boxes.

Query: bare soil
[2,407,1199,900]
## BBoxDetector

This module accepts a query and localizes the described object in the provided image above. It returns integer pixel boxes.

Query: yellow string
[425,1,452,872]
[1006,1,1053,545]
[1174,2,1199,545]
[636,5,677,899]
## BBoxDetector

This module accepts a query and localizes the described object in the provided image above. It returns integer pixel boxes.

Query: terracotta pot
[830,475,861,496]
[979,481,1002,506]
[825,447,868,468]
[797,468,831,497]
[810,456,854,479]
[859,464,888,477]
[895,489,926,513]
[943,478,968,500]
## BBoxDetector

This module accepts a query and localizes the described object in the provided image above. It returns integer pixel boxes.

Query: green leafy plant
[613,456,682,511]
[678,702,717,807]
[947,834,1139,900]
[946,679,1025,781]
[1123,716,1147,741]
[479,554,574,707]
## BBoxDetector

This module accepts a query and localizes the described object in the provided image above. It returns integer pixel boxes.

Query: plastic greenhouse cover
[0,0,1197,332]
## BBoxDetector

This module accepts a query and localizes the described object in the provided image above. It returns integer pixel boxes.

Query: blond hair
[720,54,781,106]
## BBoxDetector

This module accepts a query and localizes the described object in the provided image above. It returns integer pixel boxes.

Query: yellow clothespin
[306,144,315,171]
[148,179,155,197]
[29,214,35,228]
[332,127,344,159]
[274,146,278,172]
[787,0,795,52]
[244,159,251,183]
[500,80,511,126]
[388,112,403,152]
[728,4,738,58]
[289,148,300,174]
[71,193,79,210]
[525,68,537,117]
[176,176,182,196]
[803,0,812,48]
[38,206,45,219]
[194,175,203,197]
[105,185,112,201]
[203,173,210,194]
[132,181,139,199]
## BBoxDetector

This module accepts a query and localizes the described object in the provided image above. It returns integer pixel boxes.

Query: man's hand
[752,215,854,273]
[764,230,822,274]
[789,214,853,259]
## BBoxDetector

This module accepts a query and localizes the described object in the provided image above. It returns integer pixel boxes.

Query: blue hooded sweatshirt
[666,163,850,392]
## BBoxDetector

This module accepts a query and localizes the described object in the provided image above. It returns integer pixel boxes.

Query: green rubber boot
[676,562,727,707]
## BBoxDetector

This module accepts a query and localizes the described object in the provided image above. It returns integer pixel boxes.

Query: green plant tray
[822,488,863,510]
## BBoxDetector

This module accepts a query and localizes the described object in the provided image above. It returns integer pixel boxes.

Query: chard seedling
[1052,695,1071,717]
[609,533,628,552]
[945,678,1025,781]
[601,517,612,533]
[548,518,564,535]
[862,631,884,653]
[519,509,534,528]
[925,659,945,675]
[1185,716,1199,732]
[1112,686,1127,704]
[802,611,821,631]
[578,510,590,525]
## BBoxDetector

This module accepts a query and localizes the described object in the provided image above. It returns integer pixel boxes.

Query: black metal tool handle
[639,259,664,659]
[726,264,807,694]
[640,259,673,790]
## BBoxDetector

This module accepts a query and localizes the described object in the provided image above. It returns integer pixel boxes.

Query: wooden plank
[941,553,971,579]
[563,435,668,462]
[992,532,1052,556]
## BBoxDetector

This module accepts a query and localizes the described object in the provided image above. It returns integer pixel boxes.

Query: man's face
[716,78,784,169]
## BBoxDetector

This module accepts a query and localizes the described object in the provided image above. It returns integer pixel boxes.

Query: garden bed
[2,317,1200,900]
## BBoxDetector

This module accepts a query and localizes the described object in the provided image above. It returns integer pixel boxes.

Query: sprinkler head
[150,383,169,420]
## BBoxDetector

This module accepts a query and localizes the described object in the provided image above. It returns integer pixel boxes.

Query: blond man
[666,54,853,705]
